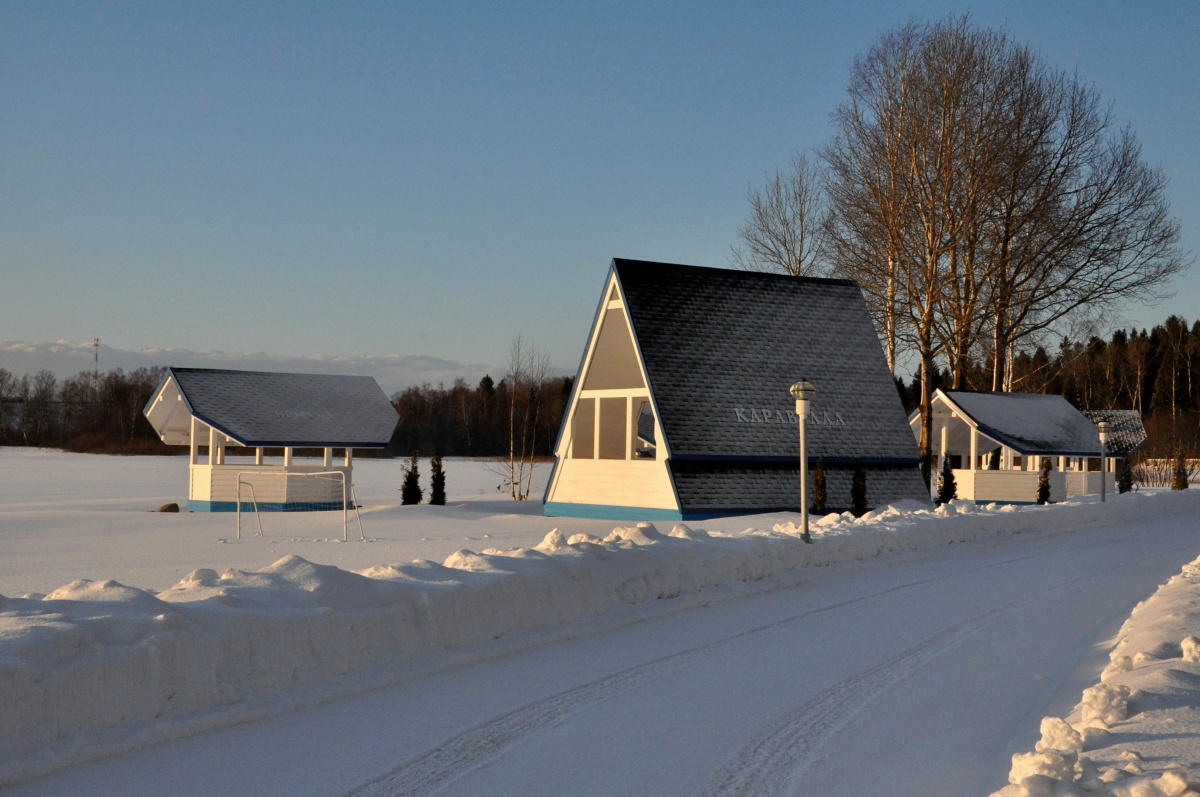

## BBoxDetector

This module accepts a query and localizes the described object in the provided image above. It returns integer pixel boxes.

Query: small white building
[913,390,1144,504]
[144,368,398,511]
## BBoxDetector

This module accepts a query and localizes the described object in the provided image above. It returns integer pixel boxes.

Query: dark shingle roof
[1081,409,1148,457]
[161,368,398,448]
[614,259,919,464]
[670,461,927,514]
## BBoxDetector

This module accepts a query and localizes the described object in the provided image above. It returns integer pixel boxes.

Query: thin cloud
[0,340,500,395]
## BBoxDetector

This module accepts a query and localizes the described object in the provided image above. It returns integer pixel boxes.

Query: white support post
[939,420,948,469]
[626,397,633,460]
[344,448,353,467]
[208,425,217,465]
[1058,456,1065,472]
[284,447,293,468]
[323,447,332,467]
[970,427,977,471]
[255,447,264,465]
[190,416,199,466]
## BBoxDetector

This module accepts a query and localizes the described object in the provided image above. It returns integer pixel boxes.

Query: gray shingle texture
[169,368,398,447]
[670,461,928,513]
[615,260,919,462]
[611,259,928,514]
[1081,409,1148,457]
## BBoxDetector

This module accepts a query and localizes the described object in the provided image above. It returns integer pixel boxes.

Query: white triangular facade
[544,271,681,519]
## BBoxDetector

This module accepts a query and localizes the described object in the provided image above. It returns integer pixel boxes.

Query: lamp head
[789,379,816,403]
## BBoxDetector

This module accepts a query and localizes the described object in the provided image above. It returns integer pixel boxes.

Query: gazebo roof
[940,390,1103,457]
[144,368,398,448]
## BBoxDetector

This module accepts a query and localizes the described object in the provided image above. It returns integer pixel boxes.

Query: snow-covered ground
[2,448,1200,795]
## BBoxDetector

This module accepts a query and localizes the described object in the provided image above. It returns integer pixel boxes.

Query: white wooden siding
[1065,472,1116,497]
[955,469,1066,503]
[546,458,678,511]
[190,464,352,503]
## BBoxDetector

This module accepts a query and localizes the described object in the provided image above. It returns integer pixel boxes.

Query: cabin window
[633,397,655,459]
[598,397,627,459]
[1087,457,1102,471]
[572,398,595,459]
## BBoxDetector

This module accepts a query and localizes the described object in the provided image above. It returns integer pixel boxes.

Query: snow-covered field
[2,448,1200,795]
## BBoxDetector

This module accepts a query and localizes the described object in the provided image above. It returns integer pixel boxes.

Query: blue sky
[2,2,1197,389]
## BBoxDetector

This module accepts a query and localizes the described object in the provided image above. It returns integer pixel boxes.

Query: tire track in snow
[346,552,1048,797]
[696,565,1129,797]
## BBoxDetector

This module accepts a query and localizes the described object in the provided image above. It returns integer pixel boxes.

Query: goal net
[236,470,364,541]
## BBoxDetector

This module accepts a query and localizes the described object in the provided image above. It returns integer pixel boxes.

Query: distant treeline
[0,365,574,459]
[4,315,1199,462]
[389,374,574,457]
[895,315,1200,460]
[0,366,171,454]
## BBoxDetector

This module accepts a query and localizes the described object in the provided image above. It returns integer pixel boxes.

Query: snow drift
[993,539,1200,796]
[2,491,1198,786]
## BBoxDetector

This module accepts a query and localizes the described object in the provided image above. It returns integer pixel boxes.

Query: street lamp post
[1098,421,1108,503]
[790,379,816,543]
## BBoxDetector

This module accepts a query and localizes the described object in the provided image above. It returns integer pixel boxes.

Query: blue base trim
[543,502,684,521]
[187,500,348,513]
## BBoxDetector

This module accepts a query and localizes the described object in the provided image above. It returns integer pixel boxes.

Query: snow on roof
[942,390,1103,456]
[145,367,398,448]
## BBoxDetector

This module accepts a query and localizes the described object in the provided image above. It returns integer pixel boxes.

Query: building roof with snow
[1081,409,1148,458]
[544,259,927,519]
[144,367,398,449]
[938,390,1104,457]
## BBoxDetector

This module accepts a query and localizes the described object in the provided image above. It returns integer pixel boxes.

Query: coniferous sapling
[430,452,446,505]
[851,460,868,517]
[401,452,423,505]
[1036,458,1052,504]
[937,457,957,505]
[1118,458,1134,494]
[811,457,827,515]
[1172,447,1189,491]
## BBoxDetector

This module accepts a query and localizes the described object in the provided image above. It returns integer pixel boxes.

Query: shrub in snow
[430,453,446,506]
[851,460,868,517]
[937,457,957,505]
[1171,447,1189,491]
[1036,458,1052,505]
[1079,682,1131,726]
[1181,636,1200,663]
[1119,458,1134,494]
[401,451,423,505]
[811,457,826,515]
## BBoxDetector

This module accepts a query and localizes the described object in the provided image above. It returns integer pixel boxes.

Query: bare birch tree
[827,17,1001,487]
[731,153,829,277]
[502,336,549,501]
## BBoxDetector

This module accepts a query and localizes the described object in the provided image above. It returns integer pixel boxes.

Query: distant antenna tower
[93,338,100,396]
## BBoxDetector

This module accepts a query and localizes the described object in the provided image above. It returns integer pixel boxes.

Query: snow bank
[2,491,1197,786]
[992,542,1200,797]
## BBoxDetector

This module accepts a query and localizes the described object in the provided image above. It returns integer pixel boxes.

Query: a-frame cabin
[544,259,927,520]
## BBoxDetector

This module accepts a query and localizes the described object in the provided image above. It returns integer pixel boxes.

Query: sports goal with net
[235,469,364,541]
